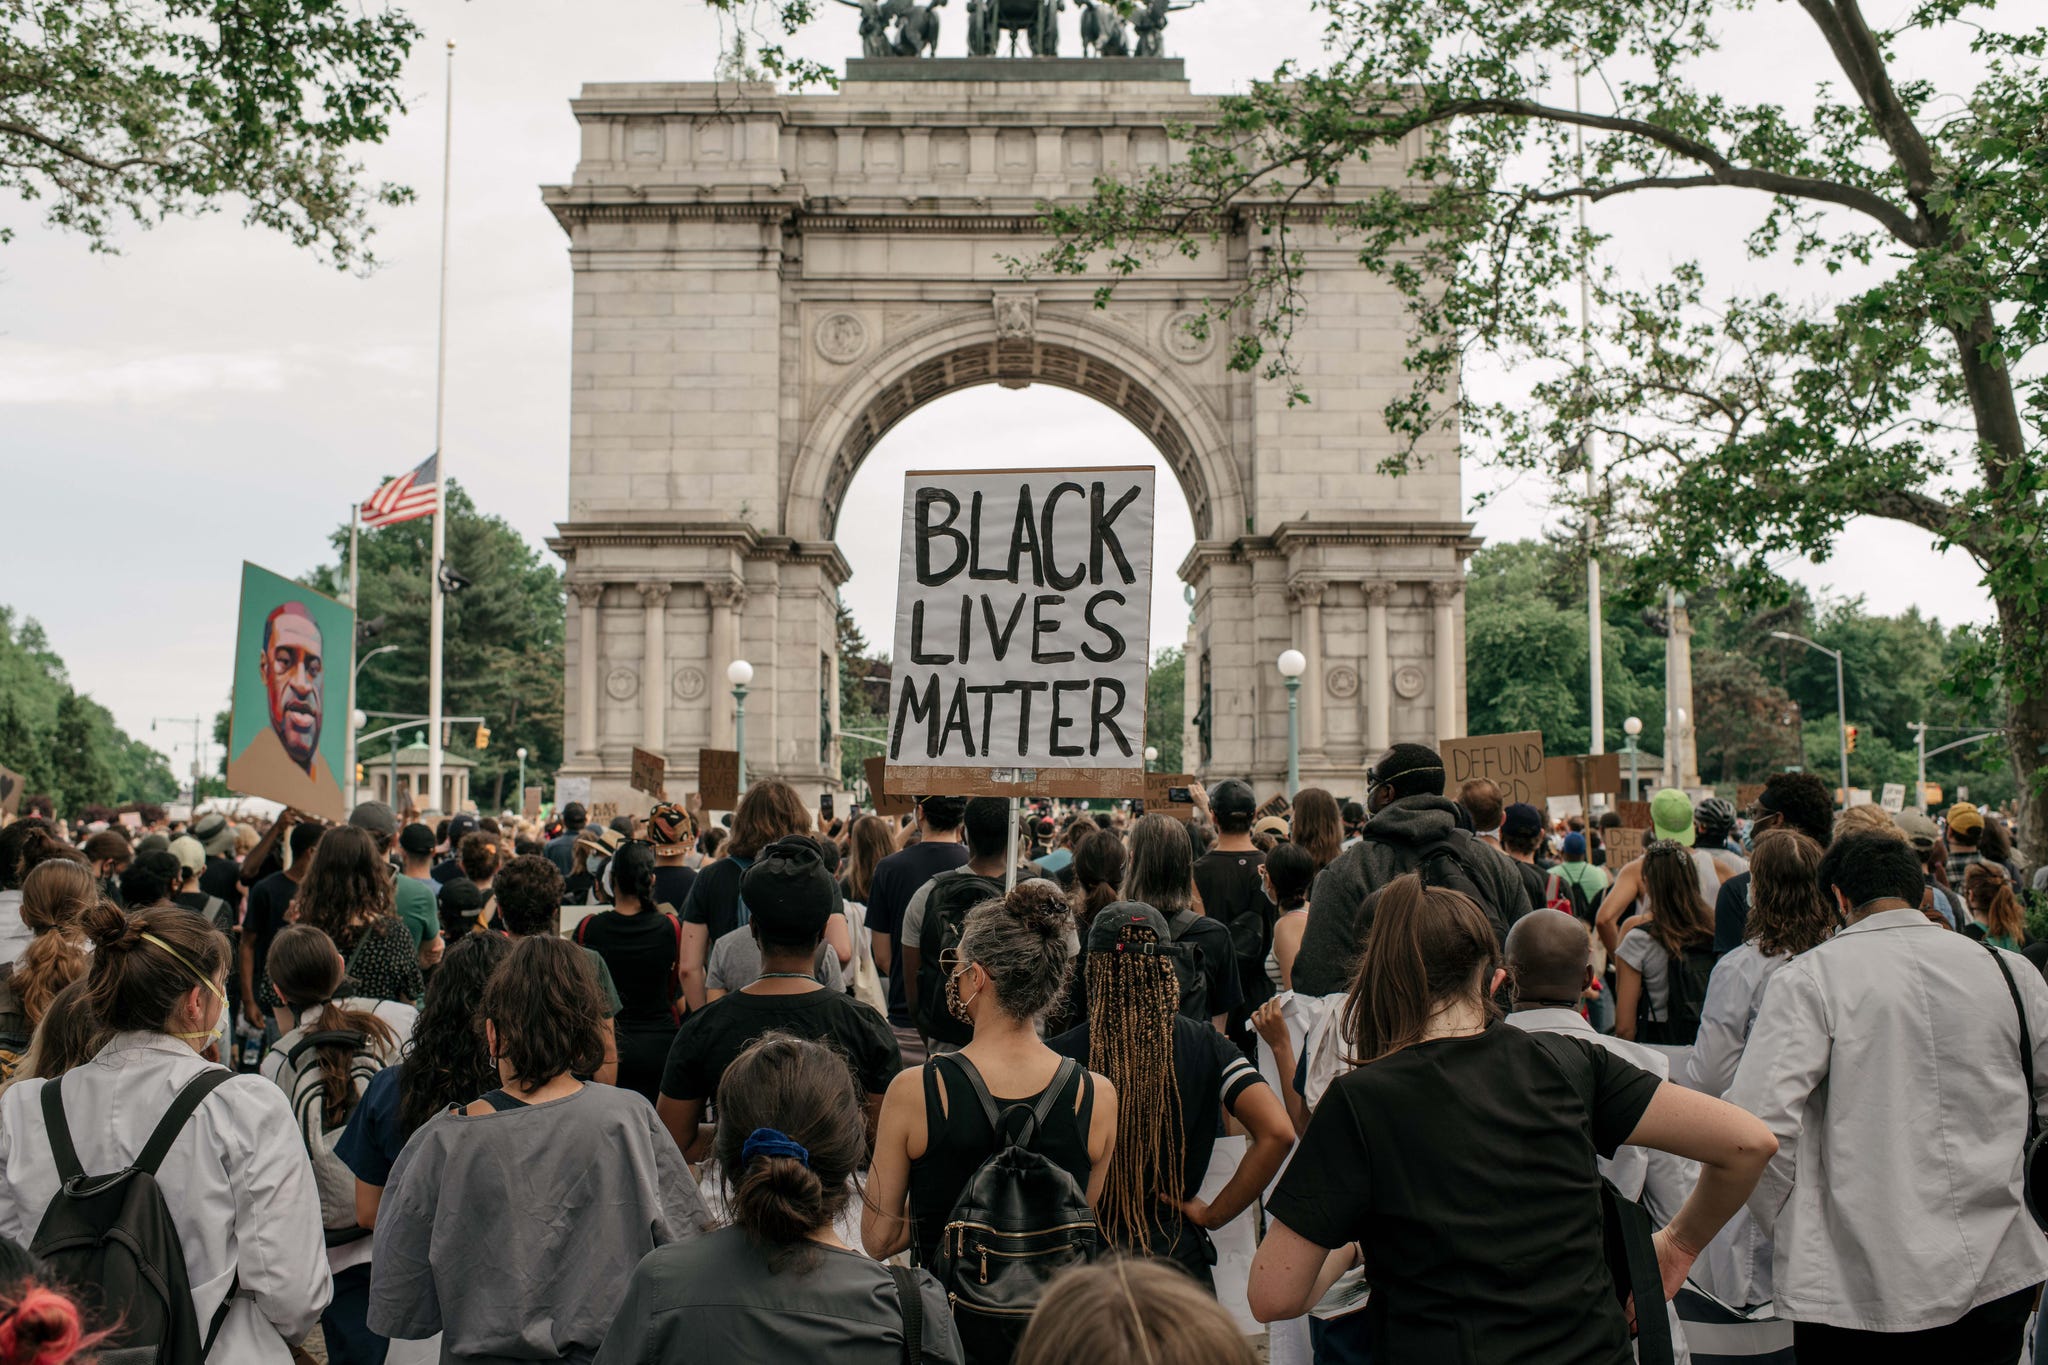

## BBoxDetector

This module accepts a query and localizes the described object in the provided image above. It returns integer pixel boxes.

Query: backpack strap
[573,913,592,946]
[134,1068,237,1177]
[284,1029,370,1069]
[1986,943,2041,1147]
[888,1263,924,1363]
[39,1075,83,1184]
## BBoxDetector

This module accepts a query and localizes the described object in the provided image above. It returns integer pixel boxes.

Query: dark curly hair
[399,931,514,1137]
[480,935,607,1090]
[958,879,1073,1021]
[296,825,397,953]
[1758,771,1836,847]
[492,855,565,938]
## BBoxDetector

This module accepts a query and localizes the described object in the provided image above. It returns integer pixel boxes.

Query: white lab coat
[0,1030,332,1362]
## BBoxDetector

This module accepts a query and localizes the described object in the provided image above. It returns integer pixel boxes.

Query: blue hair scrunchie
[740,1127,810,1168]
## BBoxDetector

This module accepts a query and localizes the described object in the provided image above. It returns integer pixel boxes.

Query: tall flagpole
[1574,59,1608,776]
[427,39,455,815]
[346,502,361,811]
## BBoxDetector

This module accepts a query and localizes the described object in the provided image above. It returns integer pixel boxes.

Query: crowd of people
[0,747,2040,1365]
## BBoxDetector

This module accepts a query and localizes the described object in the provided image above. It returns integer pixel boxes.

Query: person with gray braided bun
[597,1033,963,1365]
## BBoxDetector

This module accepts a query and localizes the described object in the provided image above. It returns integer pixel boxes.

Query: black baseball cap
[1086,899,1174,953]
[1208,780,1257,820]
[399,823,437,858]
[739,836,837,942]
[448,813,480,843]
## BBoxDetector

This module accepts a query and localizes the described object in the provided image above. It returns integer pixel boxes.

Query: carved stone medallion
[673,667,707,702]
[605,667,640,702]
[1393,665,1427,700]
[1162,309,1216,363]
[814,312,869,364]
[1326,666,1360,700]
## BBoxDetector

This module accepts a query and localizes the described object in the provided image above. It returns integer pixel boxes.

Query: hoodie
[1291,795,1534,996]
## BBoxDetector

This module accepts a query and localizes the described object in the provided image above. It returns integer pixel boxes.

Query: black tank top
[907,1052,1094,1266]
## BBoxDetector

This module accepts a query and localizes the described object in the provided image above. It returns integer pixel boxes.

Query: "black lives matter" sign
[885,467,1154,797]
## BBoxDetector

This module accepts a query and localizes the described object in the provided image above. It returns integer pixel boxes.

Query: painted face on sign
[263,607,324,771]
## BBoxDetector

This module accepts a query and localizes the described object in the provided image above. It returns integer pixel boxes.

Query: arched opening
[832,384,1202,787]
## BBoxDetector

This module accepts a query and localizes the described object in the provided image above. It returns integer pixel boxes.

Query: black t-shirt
[1166,910,1244,1022]
[680,857,749,944]
[1268,1026,1660,1365]
[867,842,971,1025]
[660,987,902,1103]
[1049,1015,1261,1262]
[575,909,681,1026]
[198,855,243,910]
[1713,872,1753,954]
[1513,858,1548,913]
[651,865,697,913]
[1194,848,1271,1004]
[243,871,297,963]
[431,856,461,885]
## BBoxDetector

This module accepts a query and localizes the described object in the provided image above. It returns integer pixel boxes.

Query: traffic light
[1845,724,1859,754]
[475,724,491,750]
[356,763,366,783]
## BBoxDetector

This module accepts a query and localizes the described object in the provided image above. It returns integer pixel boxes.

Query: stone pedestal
[545,71,1476,806]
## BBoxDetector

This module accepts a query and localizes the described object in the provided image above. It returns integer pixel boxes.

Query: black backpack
[1160,911,1222,1020]
[914,871,1006,1047]
[928,1054,1099,1364]
[1527,1032,1675,1365]
[31,1069,239,1365]
[1639,940,1716,1047]
[1359,833,1494,941]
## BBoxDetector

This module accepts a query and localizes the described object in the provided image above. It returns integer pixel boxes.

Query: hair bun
[730,1155,826,1244]
[1006,879,1072,940]
[80,898,139,953]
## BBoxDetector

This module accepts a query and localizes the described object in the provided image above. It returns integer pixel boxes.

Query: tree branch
[0,120,169,175]
[1795,0,1943,235]
[1425,97,1928,246]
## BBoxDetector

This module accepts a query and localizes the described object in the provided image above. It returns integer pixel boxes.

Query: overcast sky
[0,0,1993,783]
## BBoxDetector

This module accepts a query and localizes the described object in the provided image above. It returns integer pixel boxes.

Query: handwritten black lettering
[1048,680,1088,757]
[1040,482,1087,591]
[915,489,966,585]
[1080,590,1127,663]
[1090,482,1140,585]
[1030,594,1074,664]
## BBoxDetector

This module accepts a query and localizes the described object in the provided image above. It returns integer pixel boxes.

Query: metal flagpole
[427,40,455,816]
[346,502,360,811]
[1574,59,1607,773]
[1005,796,1020,892]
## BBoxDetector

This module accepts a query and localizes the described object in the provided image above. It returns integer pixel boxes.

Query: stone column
[571,582,605,758]
[706,580,747,751]
[1431,581,1463,742]
[1289,579,1326,754]
[1364,582,1392,754]
[638,582,671,755]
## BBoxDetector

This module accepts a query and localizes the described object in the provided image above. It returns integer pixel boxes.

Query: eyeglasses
[939,948,963,978]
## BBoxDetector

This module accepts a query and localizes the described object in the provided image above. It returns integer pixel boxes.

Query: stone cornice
[1269,519,1483,555]
[548,521,851,583]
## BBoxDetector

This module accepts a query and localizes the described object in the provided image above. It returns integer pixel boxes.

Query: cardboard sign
[1737,784,1766,813]
[554,776,592,811]
[630,747,666,797]
[885,467,1156,798]
[699,748,740,812]
[118,811,142,831]
[863,756,915,817]
[1144,773,1197,822]
[0,764,20,819]
[589,801,619,825]
[224,562,354,823]
[1614,800,1655,830]
[1923,782,1943,806]
[1881,782,1907,813]
[1442,731,1547,808]
[1603,826,1647,867]
[1544,753,1621,805]
[523,786,543,820]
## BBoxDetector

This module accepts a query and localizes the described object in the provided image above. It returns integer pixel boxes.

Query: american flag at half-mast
[361,454,440,528]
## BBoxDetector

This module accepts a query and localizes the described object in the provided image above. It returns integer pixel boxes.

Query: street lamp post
[1770,631,1849,809]
[515,747,528,807]
[346,644,401,811]
[1622,716,1642,802]
[1277,649,1306,799]
[728,659,754,795]
[1143,745,1159,772]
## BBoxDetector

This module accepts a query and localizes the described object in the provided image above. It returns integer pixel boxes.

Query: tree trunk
[2000,601,2048,867]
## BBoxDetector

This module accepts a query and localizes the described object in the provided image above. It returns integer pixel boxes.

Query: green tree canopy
[1027,0,2047,855]
[2,0,419,264]
[0,605,176,815]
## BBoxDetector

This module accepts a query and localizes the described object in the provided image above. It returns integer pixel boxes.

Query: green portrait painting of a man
[226,564,351,821]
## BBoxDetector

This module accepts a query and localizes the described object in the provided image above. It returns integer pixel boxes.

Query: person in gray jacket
[1729,832,2048,1365]
[1291,743,1533,995]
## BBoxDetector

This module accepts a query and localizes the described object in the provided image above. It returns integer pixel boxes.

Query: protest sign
[1615,800,1655,830]
[0,764,20,819]
[1603,826,1648,866]
[1881,782,1907,813]
[225,562,353,823]
[885,468,1155,798]
[1144,773,1197,822]
[1544,753,1621,808]
[630,747,666,797]
[1737,784,1766,812]
[699,748,740,812]
[589,801,619,825]
[523,787,543,820]
[555,776,592,811]
[118,811,142,831]
[1442,732,1547,808]
[863,756,915,817]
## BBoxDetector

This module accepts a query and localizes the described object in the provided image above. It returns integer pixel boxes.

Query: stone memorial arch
[545,58,1477,806]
